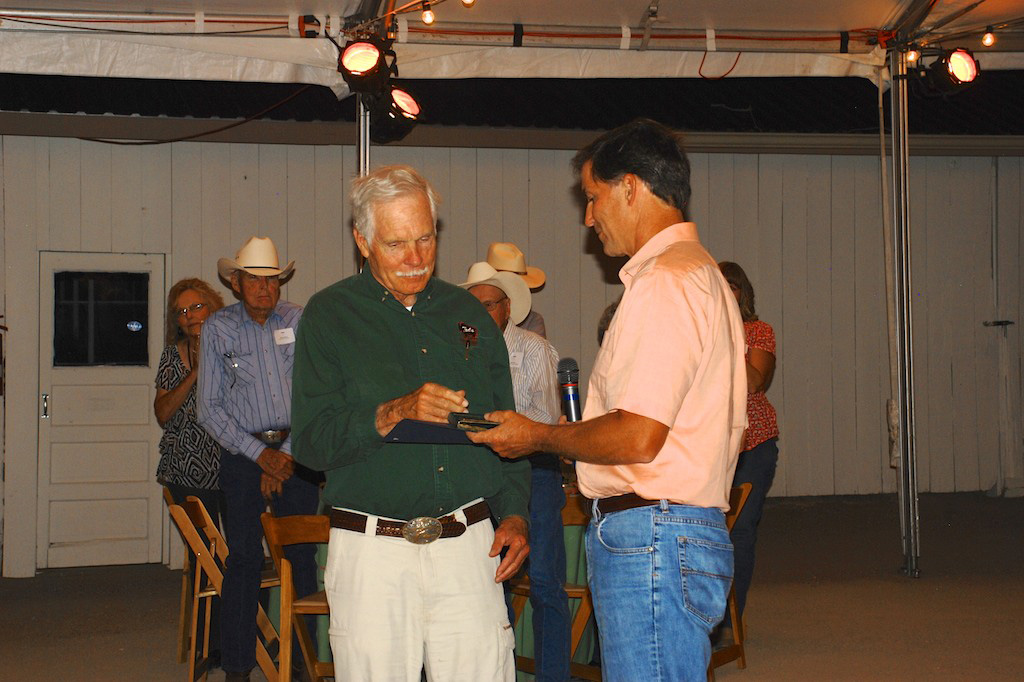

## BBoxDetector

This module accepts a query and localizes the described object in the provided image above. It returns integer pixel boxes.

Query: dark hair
[572,118,691,212]
[164,278,226,345]
[718,261,757,322]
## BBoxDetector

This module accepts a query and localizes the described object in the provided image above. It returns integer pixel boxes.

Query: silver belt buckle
[402,516,443,544]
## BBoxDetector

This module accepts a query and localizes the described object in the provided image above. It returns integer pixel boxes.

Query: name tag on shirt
[274,328,296,345]
[509,351,523,370]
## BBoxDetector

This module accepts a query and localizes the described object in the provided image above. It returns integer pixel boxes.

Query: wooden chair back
[162,487,192,664]
[167,497,280,682]
[708,482,754,681]
[260,512,332,682]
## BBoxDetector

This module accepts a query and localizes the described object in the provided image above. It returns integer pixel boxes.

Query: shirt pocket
[224,351,258,387]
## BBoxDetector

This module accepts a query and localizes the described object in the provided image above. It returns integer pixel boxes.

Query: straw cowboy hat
[460,262,532,326]
[485,242,546,289]
[217,236,295,281]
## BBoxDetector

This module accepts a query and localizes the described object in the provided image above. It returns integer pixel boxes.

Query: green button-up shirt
[291,267,529,523]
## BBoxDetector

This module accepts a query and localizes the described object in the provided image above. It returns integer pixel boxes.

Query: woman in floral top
[155,278,226,521]
[719,261,779,630]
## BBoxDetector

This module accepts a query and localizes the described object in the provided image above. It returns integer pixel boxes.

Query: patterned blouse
[743,320,780,452]
[155,344,222,489]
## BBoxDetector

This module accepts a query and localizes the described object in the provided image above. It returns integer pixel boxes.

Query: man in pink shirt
[471,118,747,681]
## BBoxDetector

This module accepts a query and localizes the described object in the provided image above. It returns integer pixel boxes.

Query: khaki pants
[324,500,516,682]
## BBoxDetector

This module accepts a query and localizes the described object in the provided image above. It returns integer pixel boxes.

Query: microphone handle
[561,383,582,423]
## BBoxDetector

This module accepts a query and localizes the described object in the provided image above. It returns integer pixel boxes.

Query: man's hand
[260,472,282,499]
[490,514,529,582]
[467,410,546,459]
[375,382,469,436]
[256,447,295,482]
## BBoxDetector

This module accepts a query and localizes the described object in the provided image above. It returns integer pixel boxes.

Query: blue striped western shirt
[197,300,303,461]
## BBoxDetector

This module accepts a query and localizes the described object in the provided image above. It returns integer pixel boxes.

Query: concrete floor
[2,491,1022,681]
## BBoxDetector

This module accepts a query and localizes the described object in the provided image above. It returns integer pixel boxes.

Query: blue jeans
[526,461,571,681]
[586,501,732,682]
[729,438,778,618]
[219,450,320,673]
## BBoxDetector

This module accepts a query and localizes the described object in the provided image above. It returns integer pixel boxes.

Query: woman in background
[155,277,226,522]
[719,261,779,633]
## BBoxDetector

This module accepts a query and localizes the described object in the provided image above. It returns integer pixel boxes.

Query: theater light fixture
[928,48,980,91]
[982,27,996,47]
[339,36,390,94]
[367,86,422,144]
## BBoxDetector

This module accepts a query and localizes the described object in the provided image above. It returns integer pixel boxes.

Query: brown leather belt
[252,429,289,444]
[329,500,491,545]
[596,492,661,515]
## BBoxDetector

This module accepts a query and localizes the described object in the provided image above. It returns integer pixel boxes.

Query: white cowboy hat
[460,262,532,326]
[485,242,546,289]
[217,236,295,281]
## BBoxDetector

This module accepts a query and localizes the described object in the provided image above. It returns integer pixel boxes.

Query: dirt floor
[1,491,1021,681]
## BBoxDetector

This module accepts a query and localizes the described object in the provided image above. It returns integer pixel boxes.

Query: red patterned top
[743,320,779,452]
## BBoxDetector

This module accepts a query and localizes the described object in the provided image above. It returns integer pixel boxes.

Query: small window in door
[53,271,150,366]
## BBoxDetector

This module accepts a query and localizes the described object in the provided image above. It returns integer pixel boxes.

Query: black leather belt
[596,492,661,515]
[329,500,491,545]
[252,429,289,444]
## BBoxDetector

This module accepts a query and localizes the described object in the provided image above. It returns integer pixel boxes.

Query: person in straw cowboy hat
[486,242,548,338]
[197,236,321,682]
[461,262,571,682]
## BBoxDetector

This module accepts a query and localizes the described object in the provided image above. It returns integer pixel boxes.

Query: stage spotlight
[926,48,979,92]
[339,37,390,94]
[368,86,422,144]
[422,2,436,25]
[982,27,996,47]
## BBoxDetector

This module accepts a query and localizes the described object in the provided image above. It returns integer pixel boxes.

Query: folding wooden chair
[708,482,754,682]
[163,486,192,664]
[260,512,333,682]
[510,485,600,681]
[167,496,281,682]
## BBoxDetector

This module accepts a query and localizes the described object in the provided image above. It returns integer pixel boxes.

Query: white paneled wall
[2,135,1022,574]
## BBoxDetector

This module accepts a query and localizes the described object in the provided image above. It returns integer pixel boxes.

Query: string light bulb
[422,2,435,25]
[982,27,996,47]
[461,0,476,6]
[906,47,920,63]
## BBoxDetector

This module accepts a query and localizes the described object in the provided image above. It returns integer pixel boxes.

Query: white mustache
[397,268,430,278]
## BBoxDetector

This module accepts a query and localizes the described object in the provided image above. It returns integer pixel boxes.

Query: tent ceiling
[0,1,1021,113]
[2,0,1021,40]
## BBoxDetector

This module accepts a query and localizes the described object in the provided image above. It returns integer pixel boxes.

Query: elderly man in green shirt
[291,164,530,682]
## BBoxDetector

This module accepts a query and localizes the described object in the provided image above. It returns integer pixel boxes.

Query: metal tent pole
[889,49,921,578]
[356,93,371,177]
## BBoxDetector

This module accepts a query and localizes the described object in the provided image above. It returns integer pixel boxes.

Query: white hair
[350,164,440,243]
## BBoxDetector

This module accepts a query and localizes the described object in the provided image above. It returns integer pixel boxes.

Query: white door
[37,252,165,568]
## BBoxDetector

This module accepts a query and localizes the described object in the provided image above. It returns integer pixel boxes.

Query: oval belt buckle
[402,516,443,544]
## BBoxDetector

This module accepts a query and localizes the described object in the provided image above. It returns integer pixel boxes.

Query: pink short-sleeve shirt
[576,223,747,511]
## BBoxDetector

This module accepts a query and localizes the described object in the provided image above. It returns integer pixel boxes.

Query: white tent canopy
[0,0,1020,98]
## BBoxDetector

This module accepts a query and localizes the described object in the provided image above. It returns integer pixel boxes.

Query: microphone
[557,357,582,423]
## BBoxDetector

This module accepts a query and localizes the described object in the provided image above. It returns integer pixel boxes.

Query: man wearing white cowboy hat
[461,262,571,682]
[198,236,320,682]
[486,242,548,338]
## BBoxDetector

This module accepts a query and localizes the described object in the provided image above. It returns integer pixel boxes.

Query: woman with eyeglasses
[155,277,227,665]
[155,277,227,518]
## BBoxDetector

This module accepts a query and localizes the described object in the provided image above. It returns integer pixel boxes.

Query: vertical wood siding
[1,135,1021,544]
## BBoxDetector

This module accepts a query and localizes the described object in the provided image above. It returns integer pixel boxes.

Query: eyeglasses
[176,302,206,318]
[479,295,508,312]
